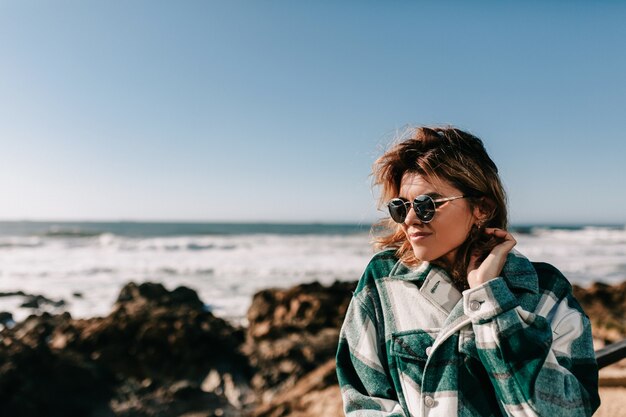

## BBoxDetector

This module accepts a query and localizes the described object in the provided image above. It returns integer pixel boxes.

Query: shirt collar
[388,249,539,294]
[388,259,432,285]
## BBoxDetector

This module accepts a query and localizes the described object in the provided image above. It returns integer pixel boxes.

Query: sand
[595,356,626,416]
[596,388,626,417]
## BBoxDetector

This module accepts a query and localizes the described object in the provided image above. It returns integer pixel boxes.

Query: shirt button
[424,396,435,408]
[425,346,432,356]
[469,300,481,311]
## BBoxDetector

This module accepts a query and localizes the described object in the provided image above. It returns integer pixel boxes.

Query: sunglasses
[387,195,466,223]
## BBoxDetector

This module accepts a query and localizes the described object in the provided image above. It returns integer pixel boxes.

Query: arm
[465,228,599,416]
[336,294,406,416]
[464,277,600,416]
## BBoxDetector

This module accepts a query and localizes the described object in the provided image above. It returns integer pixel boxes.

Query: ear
[472,197,495,224]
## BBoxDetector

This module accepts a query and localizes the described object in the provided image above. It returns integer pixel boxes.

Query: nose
[404,206,423,226]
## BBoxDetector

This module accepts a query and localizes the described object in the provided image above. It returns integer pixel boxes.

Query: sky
[1,1,625,225]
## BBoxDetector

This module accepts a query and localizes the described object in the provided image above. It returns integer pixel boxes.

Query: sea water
[0,221,624,325]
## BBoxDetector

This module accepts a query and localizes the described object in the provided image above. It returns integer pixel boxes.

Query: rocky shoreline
[1,279,625,417]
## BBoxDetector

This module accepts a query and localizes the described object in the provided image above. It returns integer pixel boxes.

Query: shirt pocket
[390,328,439,413]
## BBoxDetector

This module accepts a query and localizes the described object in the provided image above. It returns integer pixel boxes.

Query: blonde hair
[372,126,508,287]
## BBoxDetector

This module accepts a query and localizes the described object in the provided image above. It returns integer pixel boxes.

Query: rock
[7,292,66,310]
[573,281,626,343]
[109,378,241,417]
[0,312,14,327]
[71,281,254,413]
[114,282,204,312]
[244,280,355,408]
[0,282,254,417]
[247,281,355,340]
[0,312,114,417]
[70,282,251,386]
[251,359,343,417]
[0,291,26,298]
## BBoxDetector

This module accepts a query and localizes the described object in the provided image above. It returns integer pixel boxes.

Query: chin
[410,246,439,263]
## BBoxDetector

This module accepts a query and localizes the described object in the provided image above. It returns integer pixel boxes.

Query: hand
[467,228,517,289]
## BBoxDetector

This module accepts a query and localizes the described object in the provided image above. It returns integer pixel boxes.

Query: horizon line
[0,219,624,228]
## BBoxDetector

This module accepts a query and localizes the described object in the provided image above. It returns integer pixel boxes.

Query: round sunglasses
[387,195,466,223]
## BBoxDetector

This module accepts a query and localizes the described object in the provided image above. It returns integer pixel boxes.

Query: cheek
[436,215,474,246]
[435,227,461,248]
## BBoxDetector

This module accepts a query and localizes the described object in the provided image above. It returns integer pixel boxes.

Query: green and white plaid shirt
[336,249,600,416]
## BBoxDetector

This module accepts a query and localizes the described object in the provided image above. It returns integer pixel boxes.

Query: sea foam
[0,223,624,325]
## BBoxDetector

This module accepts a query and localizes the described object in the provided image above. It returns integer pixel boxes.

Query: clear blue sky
[1,1,625,224]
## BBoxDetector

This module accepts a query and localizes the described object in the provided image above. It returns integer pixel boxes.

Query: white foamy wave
[531,226,626,244]
[95,234,241,252]
[0,236,43,249]
[1,226,624,325]
[0,232,374,324]
[515,226,626,284]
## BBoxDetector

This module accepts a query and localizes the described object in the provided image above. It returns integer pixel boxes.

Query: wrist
[467,273,491,289]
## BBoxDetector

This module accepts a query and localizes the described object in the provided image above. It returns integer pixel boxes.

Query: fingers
[483,227,516,241]
[483,227,514,237]
[482,227,517,252]
[467,228,517,288]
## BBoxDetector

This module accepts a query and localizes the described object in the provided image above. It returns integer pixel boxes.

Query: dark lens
[413,195,435,222]
[388,198,408,223]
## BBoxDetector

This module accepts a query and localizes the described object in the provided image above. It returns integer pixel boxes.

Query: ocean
[1,221,625,325]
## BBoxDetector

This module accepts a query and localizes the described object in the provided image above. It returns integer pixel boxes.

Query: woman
[336,127,600,416]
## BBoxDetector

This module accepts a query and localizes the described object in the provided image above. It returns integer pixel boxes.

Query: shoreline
[2,277,626,328]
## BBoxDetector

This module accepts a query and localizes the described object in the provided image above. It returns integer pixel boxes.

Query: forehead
[399,172,459,196]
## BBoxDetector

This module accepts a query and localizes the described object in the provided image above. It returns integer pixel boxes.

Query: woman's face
[398,172,480,265]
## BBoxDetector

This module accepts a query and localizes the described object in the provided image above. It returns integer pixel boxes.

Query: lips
[408,231,432,241]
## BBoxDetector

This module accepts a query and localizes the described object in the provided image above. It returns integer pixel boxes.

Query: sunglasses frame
[387,194,466,224]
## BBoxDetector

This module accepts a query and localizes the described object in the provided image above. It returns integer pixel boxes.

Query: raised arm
[464,275,600,416]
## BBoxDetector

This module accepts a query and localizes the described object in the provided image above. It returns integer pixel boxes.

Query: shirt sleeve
[336,293,407,416]
[463,277,601,417]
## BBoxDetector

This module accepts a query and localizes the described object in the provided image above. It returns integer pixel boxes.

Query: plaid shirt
[336,249,600,416]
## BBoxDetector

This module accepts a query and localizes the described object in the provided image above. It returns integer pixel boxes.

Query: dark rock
[20,296,41,309]
[111,379,239,417]
[73,282,251,386]
[19,294,66,309]
[0,313,114,417]
[115,282,203,311]
[244,280,355,405]
[0,291,26,298]
[0,282,254,417]
[0,312,14,327]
